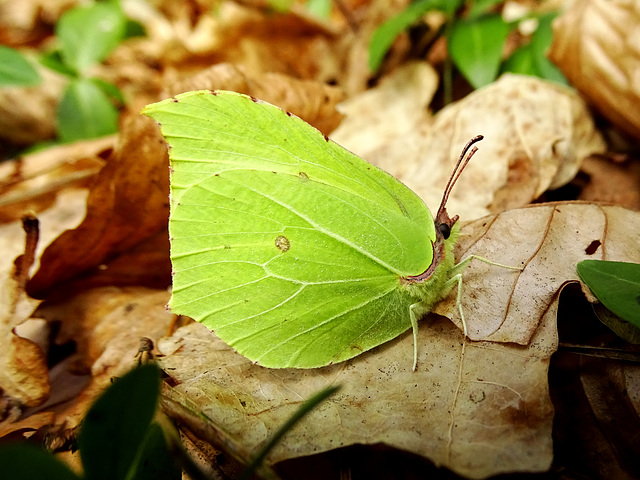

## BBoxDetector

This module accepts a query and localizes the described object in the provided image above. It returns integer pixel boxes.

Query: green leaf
[39,50,78,77]
[56,78,119,142]
[90,77,126,104]
[56,2,126,74]
[503,12,567,84]
[142,90,469,369]
[528,13,567,84]
[0,46,42,87]
[305,0,332,18]
[78,364,161,480]
[0,443,80,480]
[368,0,463,72]
[467,0,504,18]
[124,18,147,39]
[449,13,510,88]
[127,423,181,480]
[577,260,640,329]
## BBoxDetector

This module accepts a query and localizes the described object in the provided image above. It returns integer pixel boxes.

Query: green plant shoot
[143,90,511,370]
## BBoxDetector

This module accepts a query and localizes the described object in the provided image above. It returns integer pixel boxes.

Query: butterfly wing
[143,90,437,367]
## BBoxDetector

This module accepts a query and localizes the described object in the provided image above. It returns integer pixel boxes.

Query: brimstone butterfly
[143,90,502,370]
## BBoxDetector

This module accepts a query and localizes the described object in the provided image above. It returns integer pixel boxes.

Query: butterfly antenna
[436,135,484,219]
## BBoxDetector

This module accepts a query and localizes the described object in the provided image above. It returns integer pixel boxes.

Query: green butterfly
[143,90,510,370]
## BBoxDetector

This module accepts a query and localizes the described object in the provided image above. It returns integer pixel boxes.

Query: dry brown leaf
[156,202,640,478]
[0,136,112,223]
[26,114,170,299]
[34,286,172,377]
[338,74,606,220]
[578,155,640,211]
[0,64,66,144]
[141,0,342,82]
[549,0,640,139]
[166,63,346,135]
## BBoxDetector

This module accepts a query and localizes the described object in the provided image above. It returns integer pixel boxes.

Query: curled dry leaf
[166,63,346,135]
[26,114,171,299]
[340,74,606,220]
[33,286,172,380]
[157,202,640,479]
[548,0,640,139]
[0,190,88,409]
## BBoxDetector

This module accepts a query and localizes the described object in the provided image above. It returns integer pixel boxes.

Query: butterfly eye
[438,223,451,239]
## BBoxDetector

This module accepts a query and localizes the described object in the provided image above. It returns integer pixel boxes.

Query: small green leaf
[0,443,80,480]
[528,13,567,84]
[78,364,161,480]
[503,13,566,84]
[124,18,147,39]
[127,423,181,480]
[449,13,510,88]
[368,0,463,72]
[305,0,332,18]
[91,77,126,104]
[577,260,640,329]
[501,43,535,75]
[56,2,126,74]
[56,78,119,142]
[39,50,77,77]
[0,46,42,87]
[467,0,504,18]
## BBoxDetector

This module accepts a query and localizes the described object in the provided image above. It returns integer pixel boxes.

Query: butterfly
[143,90,513,370]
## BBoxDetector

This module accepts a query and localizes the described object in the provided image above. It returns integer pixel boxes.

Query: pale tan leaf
[331,61,438,161]
[549,0,640,139]
[338,74,605,220]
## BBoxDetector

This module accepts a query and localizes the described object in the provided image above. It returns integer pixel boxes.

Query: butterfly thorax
[398,218,460,305]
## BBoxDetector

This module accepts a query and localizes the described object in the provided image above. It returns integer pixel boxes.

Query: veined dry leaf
[157,202,640,479]
[166,63,346,135]
[26,114,170,299]
[340,74,606,220]
[549,0,640,139]
[438,202,640,344]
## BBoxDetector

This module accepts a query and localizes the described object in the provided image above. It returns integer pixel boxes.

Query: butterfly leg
[450,254,523,276]
[409,301,432,371]
[443,272,468,337]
